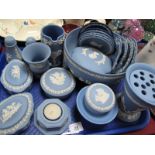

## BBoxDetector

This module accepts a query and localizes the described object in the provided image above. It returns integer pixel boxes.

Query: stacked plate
[111,33,137,74]
[78,22,115,55]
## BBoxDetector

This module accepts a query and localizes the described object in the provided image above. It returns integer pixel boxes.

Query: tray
[0,53,150,135]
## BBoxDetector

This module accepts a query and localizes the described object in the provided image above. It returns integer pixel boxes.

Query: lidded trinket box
[76,83,118,125]
[0,93,34,135]
[1,59,33,94]
[34,99,71,135]
[72,47,112,75]
[40,67,76,99]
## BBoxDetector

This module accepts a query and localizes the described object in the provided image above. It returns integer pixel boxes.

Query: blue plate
[0,53,151,135]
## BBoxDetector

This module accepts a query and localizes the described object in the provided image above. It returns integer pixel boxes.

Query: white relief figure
[95,55,106,65]
[11,65,20,79]
[0,102,21,123]
[88,51,99,59]
[81,48,88,56]
[50,72,66,85]
[95,88,109,103]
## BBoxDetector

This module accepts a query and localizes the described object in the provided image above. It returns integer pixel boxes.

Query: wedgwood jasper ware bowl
[34,99,71,135]
[22,42,51,75]
[64,27,125,85]
[1,59,33,94]
[122,63,155,112]
[0,93,34,135]
[76,83,118,125]
[40,67,76,99]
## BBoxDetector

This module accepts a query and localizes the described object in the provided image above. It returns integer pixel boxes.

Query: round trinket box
[34,99,71,135]
[76,83,118,125]
[40,67,76,99]
[123,63,155,112]
[1,59,33,94]
[0,93,34,135]
[72,47,112,75]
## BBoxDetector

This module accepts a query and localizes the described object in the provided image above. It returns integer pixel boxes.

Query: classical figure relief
[95,88,109,103]
[11,65,20,79]
[50,72,66,85]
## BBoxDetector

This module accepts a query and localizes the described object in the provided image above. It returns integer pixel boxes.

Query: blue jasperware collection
[0,22,154,135]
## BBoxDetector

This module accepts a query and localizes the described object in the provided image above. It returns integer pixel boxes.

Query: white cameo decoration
[95,88,110,103]
[88,52,99,59]
[50,72,66,85]
[11,65,20,79]
[0,102,21,123]
[81,49,106,65]
[81,48,88,56]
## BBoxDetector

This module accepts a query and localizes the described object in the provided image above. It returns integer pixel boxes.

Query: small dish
[40,67,76,99]
[0,93,34,135]
[76,83,118,125]
[1,59,33,94]
[34,99,71,135]
[72,47,112,75]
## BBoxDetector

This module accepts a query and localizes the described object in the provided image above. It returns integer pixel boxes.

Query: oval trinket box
[1,59,33,94]
[0,93,34,135]
[40,67,76,99]
[34,99,71,135]
[76,83,118,125]
[72,47,112,75]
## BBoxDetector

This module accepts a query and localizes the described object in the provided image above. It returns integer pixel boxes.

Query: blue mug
[41,24,65,67]
[122,63,155,112]
[22,42,51,75]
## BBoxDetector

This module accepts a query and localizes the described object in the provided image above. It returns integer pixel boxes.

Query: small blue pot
[122,63,155,112]
[22,42,51,75]
[41,24,65,67]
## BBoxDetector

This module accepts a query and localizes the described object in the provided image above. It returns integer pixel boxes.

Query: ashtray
[1,59,33,94]
[40,67,76,99]
[34,99,71,135]
[0,93,34,135]
[76,83,118,125]
[72,47,112,75]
